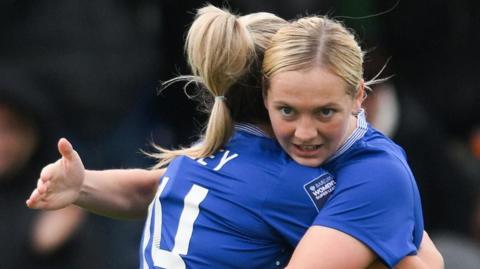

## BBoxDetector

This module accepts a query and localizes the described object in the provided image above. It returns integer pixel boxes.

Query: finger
[40,163,56,182]
[37,178,48,194]
[26,198,35,208]
[58,138,77,161]
[27,188,54,210]
[27,197,48,210]
[26,189,41,208]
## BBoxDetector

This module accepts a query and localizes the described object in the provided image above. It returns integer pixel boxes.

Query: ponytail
[150,5,256,169]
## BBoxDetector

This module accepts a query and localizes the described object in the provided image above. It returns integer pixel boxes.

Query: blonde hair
[150,5,287,169]
[263,16,382,97]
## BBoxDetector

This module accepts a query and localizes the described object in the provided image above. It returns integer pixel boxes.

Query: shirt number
[141,177,209,269]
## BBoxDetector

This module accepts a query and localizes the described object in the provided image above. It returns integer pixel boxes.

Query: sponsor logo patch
[304,173,336,212]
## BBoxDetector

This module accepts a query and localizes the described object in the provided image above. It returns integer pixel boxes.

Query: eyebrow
[272,99,340,108]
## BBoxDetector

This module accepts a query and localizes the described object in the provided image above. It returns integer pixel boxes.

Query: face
[264,67,363,167]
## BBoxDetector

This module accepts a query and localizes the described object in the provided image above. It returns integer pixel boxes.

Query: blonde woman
[262,16,441,268]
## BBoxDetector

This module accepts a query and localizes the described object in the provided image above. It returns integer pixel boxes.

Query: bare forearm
[75,169,162,219]
[366,231,444,269]
[286,226,376,269]
[413,232,444,269]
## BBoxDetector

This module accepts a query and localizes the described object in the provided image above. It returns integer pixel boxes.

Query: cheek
[270,115,287,138]
[322,118,349,144]
[267,112,291,141]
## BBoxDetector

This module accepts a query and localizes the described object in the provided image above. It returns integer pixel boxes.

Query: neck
[341,114,358,146]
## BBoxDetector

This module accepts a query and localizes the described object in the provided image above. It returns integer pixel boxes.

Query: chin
[292,156,324,167]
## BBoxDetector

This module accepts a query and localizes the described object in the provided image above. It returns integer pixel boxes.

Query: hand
[26,138,85,210]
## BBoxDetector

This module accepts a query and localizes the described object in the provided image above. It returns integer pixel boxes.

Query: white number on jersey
[142,177,209,269]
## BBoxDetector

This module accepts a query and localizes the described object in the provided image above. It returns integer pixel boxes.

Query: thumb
[57,138,77,161]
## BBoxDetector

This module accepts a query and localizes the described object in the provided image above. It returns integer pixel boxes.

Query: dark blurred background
[0,0,479,268]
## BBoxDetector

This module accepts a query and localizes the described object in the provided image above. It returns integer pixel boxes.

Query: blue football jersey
[140,124,332,269]
[140,110,424,269]
[317,111,424,268]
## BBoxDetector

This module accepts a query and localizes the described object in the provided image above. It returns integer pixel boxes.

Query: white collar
[234,123,269,137]
[325,109,368,163]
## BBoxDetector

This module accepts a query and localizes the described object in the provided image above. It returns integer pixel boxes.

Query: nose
[294,117,318,142]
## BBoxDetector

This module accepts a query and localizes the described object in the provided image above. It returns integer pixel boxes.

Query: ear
[353,80,365,113]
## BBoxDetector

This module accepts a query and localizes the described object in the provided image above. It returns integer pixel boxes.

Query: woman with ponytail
[27,4,442,269]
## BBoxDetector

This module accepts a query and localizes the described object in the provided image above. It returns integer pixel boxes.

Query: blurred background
[0,0,478,268]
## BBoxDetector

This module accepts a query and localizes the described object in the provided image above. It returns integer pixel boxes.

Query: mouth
[292,143,322,156]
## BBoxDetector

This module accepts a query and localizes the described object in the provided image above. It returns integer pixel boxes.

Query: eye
[317,108,335,118]
[279,106,295,117]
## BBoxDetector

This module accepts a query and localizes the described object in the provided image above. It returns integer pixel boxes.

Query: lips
[292,143,322,157]
[297,145,319,150]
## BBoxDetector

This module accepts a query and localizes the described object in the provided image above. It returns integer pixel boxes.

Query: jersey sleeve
[261,165,332,247]
[313,153,423,267]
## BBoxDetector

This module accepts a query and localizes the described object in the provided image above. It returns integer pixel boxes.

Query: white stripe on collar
[325,109,368,163]
[234,123,269,137]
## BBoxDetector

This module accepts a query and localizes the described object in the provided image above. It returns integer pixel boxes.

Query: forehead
[267,67,349,104]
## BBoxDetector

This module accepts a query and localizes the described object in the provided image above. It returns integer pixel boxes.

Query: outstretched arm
[77,168,162,218]
[26,138,163,219]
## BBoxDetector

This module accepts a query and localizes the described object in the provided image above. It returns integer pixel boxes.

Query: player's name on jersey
[196,149,239,171]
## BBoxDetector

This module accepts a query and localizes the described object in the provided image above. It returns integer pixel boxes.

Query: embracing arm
[287,228,443,269]
[395,231,444,269]
[286,226,376,269]
[367,231,443,269]
[26,138,163,219]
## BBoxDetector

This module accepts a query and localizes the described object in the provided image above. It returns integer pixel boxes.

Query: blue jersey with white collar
[316,111,424,268]
[140,124,333,269]
[139,111,424,269]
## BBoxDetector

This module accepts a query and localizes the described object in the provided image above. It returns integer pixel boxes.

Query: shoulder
[333,150,415,212]
[229,129,282,156]
[320,127,421,225]
[313,127,423,266]
[332,127,414,192]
